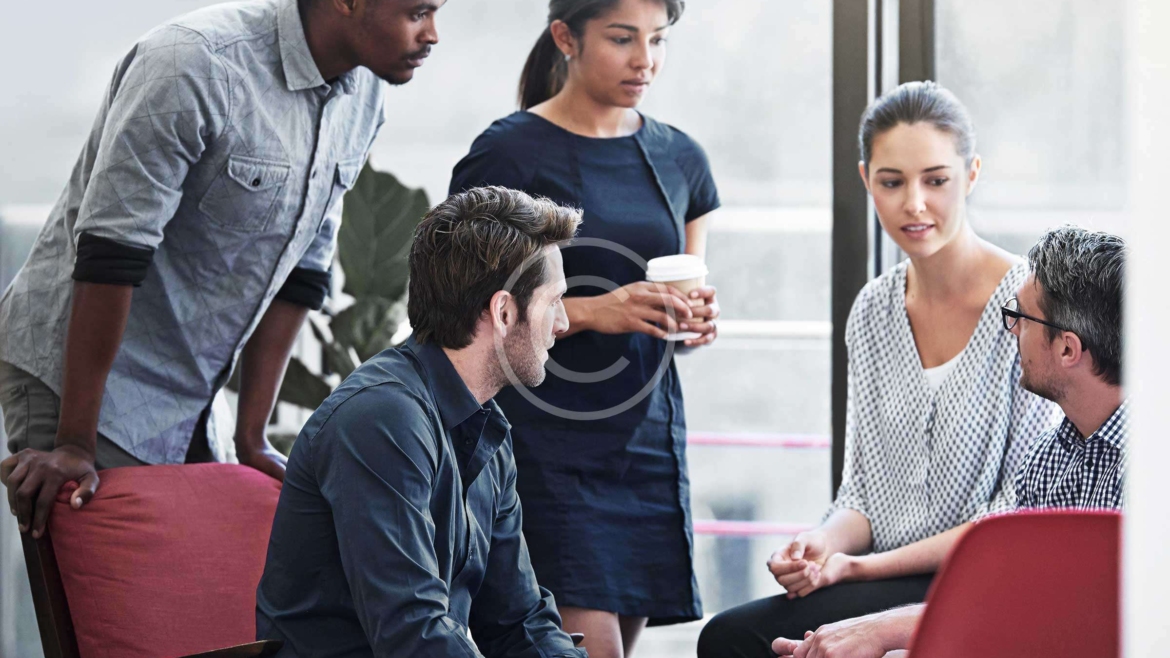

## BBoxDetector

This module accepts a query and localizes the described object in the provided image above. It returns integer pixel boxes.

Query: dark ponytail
[518,0,686,110]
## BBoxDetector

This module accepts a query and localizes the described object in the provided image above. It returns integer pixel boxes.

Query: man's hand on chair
[1,444,99,538]
[236,435,287,482]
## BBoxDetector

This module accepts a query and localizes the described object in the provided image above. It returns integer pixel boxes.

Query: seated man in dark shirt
[772,226,1128,658]
[256,186,586,658]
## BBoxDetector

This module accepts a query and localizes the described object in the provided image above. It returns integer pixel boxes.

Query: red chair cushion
[48,464,281,658]
[909,510,1120,658]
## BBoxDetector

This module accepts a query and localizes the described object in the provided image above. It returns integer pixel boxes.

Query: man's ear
[328,0,358,17]
[1058,330,1087,370]
[487,290,516,336]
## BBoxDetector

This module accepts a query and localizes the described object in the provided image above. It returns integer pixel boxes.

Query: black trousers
[696,575,934,658]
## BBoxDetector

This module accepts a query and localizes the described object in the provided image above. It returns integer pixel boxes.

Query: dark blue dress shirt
[256,337,585,658]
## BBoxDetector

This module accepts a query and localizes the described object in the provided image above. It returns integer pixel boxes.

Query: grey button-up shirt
[0,0,385,463]
[257,338,586,658]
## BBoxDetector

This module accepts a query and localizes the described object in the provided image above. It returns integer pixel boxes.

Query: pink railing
[686,432,831,449]
[688,432,826,536]
[693,520,814,537]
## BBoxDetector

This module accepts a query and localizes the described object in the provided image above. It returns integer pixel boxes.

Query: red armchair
[908,510,1121,658]
[21,464,283,658]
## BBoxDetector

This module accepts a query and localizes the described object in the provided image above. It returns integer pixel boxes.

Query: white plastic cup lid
[645,254,709,282]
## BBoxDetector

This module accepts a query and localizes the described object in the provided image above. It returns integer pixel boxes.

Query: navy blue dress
[449,111,720,625]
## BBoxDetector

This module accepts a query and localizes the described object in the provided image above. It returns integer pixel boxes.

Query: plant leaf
[332,297,409,362]
[338,164,430,300]
[321,340,359,380]
[278,358,334,410]
[279,162,425,414]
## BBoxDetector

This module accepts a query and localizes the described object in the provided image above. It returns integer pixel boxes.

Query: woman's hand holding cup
[680,286,720,347]
[586,281,695,339]
[645,255,718,348]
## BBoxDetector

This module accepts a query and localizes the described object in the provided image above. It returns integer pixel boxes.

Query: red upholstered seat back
[47,464,281,658]
[908,510,1120,658]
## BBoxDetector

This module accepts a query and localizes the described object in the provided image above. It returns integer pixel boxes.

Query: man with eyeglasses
[999,226,1127,511]
[771,225,1128,658]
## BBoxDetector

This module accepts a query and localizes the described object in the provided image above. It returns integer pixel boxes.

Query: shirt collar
[1092,398,1130,450]
[1056,398,1130,451]
[402,337,485,431]
[277,0,357,94]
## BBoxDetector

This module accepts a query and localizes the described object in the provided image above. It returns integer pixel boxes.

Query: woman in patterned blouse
[697,82,1061,657]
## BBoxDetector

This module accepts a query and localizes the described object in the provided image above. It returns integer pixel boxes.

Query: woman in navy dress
[449,1,719,656]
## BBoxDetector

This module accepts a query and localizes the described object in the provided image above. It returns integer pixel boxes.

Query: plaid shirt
[1015,399,1129,510]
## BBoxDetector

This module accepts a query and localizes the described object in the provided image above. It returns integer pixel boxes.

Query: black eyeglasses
[1000,297,1071,333]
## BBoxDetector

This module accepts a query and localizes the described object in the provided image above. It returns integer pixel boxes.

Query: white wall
[1124,0,1170,655]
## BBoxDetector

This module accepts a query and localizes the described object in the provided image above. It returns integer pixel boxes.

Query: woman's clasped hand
[578,281,720,347]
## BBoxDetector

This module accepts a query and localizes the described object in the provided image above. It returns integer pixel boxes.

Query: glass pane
[936,0,1129,250]
[687,444,832,607]
[650,0,835,634]
[1,2,836,653]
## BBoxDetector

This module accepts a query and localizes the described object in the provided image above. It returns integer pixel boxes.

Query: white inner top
[923,351,964,393]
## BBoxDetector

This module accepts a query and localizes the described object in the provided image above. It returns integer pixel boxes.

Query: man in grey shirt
[0,0,446,539]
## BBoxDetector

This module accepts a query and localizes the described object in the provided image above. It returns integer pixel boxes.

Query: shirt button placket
[298,91,331,245]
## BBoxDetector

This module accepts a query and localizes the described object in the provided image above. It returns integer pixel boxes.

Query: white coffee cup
[646,254,709,341]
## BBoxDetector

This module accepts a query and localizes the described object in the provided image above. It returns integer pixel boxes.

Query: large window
[0,2,1130,657]
[639,0,834,630]
[935,0,1129,250]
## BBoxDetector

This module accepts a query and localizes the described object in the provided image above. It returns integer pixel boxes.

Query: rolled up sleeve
[274,266,331,310]
[73,27,230,257]
[825,342,872,524]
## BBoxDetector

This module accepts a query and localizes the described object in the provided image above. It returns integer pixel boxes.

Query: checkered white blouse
[828,261,1062,552]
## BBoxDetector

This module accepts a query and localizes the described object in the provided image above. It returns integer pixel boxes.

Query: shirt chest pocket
[199,155,291,233]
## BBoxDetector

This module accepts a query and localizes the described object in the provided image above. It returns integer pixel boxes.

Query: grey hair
[1027,225,1126,386]
[858,80,976,171]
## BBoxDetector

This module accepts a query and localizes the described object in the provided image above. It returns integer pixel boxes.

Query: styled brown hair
[518,0,686,110]
[408,186,582,349]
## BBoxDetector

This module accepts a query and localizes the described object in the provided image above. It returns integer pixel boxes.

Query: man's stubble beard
[497,319,547,389]
[1020,365,1065,405]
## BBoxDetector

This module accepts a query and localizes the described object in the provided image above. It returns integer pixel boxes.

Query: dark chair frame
[21,530,281,658]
